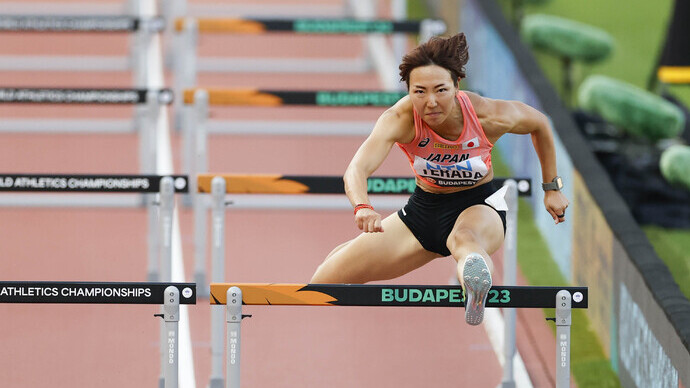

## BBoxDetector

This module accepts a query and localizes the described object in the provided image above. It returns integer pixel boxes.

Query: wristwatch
[542,176,563,191]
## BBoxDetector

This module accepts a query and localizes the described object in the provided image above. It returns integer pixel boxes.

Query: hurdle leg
[160,286,180,388]
[145,92,162,281]
[226,287,244,388]
[193,90,210,296]
[500,180,518,388]
[209,177,227,387]
[554,290,572,388]
[158,178,176,387]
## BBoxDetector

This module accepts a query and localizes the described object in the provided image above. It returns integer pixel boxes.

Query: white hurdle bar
[212,283,587,388]
[198,173,531,388]
[0,281,196,388]
[0,13,164,85]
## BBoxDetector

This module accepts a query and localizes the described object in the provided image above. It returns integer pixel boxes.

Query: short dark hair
[399,33,469,88]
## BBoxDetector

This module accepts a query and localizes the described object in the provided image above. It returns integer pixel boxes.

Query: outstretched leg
[446,204,505,325]
[312,212,441,284]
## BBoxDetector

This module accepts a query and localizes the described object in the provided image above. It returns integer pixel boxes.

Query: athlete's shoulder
[379,95,414,126]
[463,91,492,116]
[388,94,413,115]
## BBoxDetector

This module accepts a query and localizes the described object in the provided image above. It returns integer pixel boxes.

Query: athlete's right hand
[355,208,384,233]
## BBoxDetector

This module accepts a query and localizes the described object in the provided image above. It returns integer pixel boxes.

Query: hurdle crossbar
[197,174,532,196]
[183,88,407,107]
[0,281,195,304]
[210,283,587,308]
[0,15,164,33]
[0,88,173,105]
[0,174,188,194]
[174,17,444,35]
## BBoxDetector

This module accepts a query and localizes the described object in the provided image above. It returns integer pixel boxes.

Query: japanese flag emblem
[462,137,480,150]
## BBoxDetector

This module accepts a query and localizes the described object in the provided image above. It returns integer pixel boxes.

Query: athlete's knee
[447,227,480,252]
[311,261,333,283]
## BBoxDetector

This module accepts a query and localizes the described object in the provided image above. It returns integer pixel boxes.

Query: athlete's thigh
[447,204,505,256]
[315,212,440,283]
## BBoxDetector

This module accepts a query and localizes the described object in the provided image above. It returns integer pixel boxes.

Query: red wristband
[354,203,374,215]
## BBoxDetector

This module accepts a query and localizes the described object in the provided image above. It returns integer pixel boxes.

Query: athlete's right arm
[344,98,414,232]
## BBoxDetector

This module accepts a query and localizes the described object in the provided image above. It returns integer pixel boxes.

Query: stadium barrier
[213,283,587,388]
[0,281,196,388]
[197,173,531,387]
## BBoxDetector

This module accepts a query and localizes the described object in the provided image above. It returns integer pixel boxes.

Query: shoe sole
[463,255,492,326]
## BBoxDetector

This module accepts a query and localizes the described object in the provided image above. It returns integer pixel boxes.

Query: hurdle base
[208,377,224,388]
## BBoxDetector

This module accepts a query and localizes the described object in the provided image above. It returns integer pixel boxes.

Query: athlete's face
[408,65,458,127]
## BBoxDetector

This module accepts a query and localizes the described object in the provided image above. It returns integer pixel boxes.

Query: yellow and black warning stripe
[210,283,588,309]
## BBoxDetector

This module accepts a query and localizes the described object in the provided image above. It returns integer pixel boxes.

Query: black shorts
[397,181,507,257]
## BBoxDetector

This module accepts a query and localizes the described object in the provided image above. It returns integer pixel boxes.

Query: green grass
[493,152,621,387]
[642,225,690,297]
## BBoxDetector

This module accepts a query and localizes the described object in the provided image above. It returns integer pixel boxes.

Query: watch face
[556,177,563,189]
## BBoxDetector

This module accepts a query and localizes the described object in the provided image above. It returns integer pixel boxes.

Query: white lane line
[144,0,196,386]
[484,308,534,388]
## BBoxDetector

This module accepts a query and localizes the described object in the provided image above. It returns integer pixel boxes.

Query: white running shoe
[462,253,492,325]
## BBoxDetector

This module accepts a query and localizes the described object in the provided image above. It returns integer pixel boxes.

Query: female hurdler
[311,33,569,325]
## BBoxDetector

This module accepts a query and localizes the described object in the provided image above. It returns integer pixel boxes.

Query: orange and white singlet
[396,91,493,189]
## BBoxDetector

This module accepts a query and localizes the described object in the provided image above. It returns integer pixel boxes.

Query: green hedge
[521,14,614,62]
[578,75,686,140]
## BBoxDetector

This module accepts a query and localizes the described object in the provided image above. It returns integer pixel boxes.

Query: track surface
[0,0,568,386]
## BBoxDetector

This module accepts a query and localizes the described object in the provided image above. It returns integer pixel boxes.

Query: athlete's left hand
[544,191,569,225]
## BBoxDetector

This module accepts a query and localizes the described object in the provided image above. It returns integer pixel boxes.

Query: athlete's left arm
[474,95,569,224]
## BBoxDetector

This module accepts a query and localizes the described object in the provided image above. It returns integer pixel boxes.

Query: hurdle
[0,174,188,284]
[171,14,445,126]
[196,173,531,387]
[212,283,587,388]
[0,87,172,176]
[0,281,195,388]
[0,14,164,83]
[181,87,408,199]
[172,16,445,75]
[162,0,349,63]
